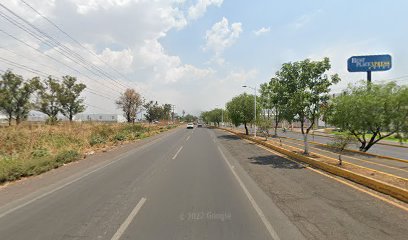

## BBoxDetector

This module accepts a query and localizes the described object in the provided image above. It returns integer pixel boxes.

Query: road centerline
[172,146,184,160]
[110,197,147,240]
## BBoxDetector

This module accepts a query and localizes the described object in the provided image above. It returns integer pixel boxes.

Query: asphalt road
[280,130,408,160]
[236,126,408,160]
[0,127,407,240]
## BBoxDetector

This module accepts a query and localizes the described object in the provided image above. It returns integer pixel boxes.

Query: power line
[0,46,118,99]
[19,0,139,90]
[0,28,123,96]
[0,5,127,93]
[0,58,118,102]
[0,67,113,113]
[17,0,156,100]
[0,3,129,90]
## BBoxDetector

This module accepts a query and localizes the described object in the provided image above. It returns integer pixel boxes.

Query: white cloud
[254,27,270,36]
[0,0,239,114]
[68,0,133,14]
[292,9,323,29]
[204,17,242,55]
[96,48,134,72]
[138,39,213,84]
[188,0,223,20]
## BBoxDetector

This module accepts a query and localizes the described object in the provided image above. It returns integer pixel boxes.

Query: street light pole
[254,86,256,137]
[242,85,257,137]
[221,108,224,126]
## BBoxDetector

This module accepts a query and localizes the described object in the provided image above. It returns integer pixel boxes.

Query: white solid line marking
[186,136,191,141]
[111,197,147,240]
[172,146,184,160]
[0,130,174,219]
[217,146,280,240]
[0,157,120,219]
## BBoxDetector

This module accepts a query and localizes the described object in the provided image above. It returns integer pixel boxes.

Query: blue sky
[1,0,407,115]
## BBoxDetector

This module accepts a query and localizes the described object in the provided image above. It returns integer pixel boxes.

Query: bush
[55,150,80,164]
[114,132,127,141]
[0,158,24,182]
[123,124,144,133]
[31,148,50,158]
[89,134,107,146]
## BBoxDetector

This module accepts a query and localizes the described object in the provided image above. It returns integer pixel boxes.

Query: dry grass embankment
[0,123,177,184]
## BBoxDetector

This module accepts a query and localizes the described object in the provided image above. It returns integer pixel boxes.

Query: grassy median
[0,123,177,184]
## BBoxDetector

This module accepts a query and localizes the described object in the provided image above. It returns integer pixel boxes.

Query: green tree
[58,76,86,122]
[325,82,408,152]
[143,100,162,123]
[259,79,289,137]
[184,114,197,123]
[116,88,143,123]
[0,70,39,125]
[200,111,210,124]
[277,57,340,154]
[161,103,172,121]
[203,108,223,126]
[37,76,62,124]
[226,93,258,135]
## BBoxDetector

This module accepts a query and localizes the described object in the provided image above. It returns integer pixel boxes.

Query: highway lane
[236,125,408,160]
[0,127,302,240]
[211,129,408,239]
[0,127,407,240]
[281,130,408,160]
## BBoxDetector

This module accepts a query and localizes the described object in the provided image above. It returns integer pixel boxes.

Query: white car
[187,123,194,129]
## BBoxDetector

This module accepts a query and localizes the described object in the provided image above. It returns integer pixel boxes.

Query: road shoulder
[212,129,408,240]
[0,127,180,208]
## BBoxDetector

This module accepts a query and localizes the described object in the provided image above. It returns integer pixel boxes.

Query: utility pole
[221,107,224,126]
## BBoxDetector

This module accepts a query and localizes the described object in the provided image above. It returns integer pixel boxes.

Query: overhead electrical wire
[0,28,123,96]
[19,0,140,90]
[17,0,156,100]
[0,46,119,99]
[0,3,130,92]
[0,57,119,103]
[0,3,125,94]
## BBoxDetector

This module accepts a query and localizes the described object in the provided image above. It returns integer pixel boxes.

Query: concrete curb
[219,128,408,203]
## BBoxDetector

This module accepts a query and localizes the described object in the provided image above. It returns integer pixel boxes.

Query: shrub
[55,150,80,164]
[0,157,24,182]
[31,148,50,158]
[89,134,106,146]
[114,132,127,141]
[123,124,144,133]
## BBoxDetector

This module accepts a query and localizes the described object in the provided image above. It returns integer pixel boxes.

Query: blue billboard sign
[347,54,392,72]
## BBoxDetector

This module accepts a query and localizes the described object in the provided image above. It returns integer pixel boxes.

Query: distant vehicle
[187,123,194,129]
[197,123,203,128]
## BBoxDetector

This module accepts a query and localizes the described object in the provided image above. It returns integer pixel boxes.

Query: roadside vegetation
[203,57,408,154]
[0,70,183,184]
[0,123,176,183]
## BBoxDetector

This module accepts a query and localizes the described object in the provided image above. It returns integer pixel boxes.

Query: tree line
[116,88,197,124]
[202,57,408,153]
[1,70,195,126]
[0,70,86,125]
